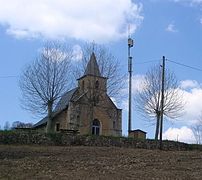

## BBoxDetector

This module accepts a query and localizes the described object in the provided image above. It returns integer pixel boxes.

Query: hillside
[0,145,202,179]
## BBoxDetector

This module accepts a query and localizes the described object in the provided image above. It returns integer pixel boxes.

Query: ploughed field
[0,145,202,180]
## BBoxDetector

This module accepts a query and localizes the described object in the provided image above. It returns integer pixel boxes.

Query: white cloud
[181,87,202,124]
[121,75,202,130]
[163,126,196,144]
[165,23,178,33]
[130,77,202,126]
[121,74,145,111]
[0,0,143,43]
[39,45,72,62]
[132,75,146,94]
[180,79,200,89]
[6,29,37,39]
[72,45,82,62]
[122,74,145,94]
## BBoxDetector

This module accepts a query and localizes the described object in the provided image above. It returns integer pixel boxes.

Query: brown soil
[0,145,202,180]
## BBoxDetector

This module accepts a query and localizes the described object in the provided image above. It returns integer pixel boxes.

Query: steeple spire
[84,52,101,77]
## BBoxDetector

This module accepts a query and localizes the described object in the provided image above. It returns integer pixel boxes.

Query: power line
[167,59,202,72]
[120,59,159,67]
[135,60,160,65]
[4,59,199,78]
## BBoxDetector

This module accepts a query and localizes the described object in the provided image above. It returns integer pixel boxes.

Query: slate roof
[84,52,101,77]
[32,116,48,128]
[54,88,78,112]
[33,88,78,128]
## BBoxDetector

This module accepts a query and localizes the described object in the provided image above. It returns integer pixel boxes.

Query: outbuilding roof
[130,129,147,134]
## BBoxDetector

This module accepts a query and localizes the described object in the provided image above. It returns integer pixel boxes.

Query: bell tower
[77,52,107,94]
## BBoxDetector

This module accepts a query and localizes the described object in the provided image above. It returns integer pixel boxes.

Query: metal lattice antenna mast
[128,25,134,135]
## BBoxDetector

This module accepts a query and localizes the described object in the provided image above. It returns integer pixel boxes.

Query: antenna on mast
[128,24,134,135]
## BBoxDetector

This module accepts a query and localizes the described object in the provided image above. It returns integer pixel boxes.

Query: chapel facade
[33,52,122,136]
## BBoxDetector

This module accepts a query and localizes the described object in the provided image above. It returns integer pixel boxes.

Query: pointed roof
[84,52,101,77]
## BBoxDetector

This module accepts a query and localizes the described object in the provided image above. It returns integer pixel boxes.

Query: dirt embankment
[0,145,202,179]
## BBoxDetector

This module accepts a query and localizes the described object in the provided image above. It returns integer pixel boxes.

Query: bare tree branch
[192,114,202,144]
[72,42,126,101]
[135,64,184,140]
[19,41,72,133]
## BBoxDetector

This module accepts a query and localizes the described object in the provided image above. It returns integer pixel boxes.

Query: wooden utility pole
[159,56,165,150]
[128,37,133,135]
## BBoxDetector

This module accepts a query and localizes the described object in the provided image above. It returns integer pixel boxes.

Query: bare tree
[4,121,10,130]
[135,65,184,141]
[72,43,126,101]
[192,115,202,144]
[11,121,33,129]
[19,41,72,133]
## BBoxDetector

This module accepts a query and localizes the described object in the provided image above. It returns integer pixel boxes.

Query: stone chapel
[33,52,122,136]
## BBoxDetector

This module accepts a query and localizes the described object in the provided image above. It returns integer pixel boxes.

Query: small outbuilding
[129,129,147,140]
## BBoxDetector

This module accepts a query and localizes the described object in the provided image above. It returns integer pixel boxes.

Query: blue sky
[0,0,202,143]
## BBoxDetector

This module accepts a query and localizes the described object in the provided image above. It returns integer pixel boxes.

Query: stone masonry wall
[0,130,201,151]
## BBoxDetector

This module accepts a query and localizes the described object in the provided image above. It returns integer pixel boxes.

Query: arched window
[92,119,100,135]
[95,80,99,89]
